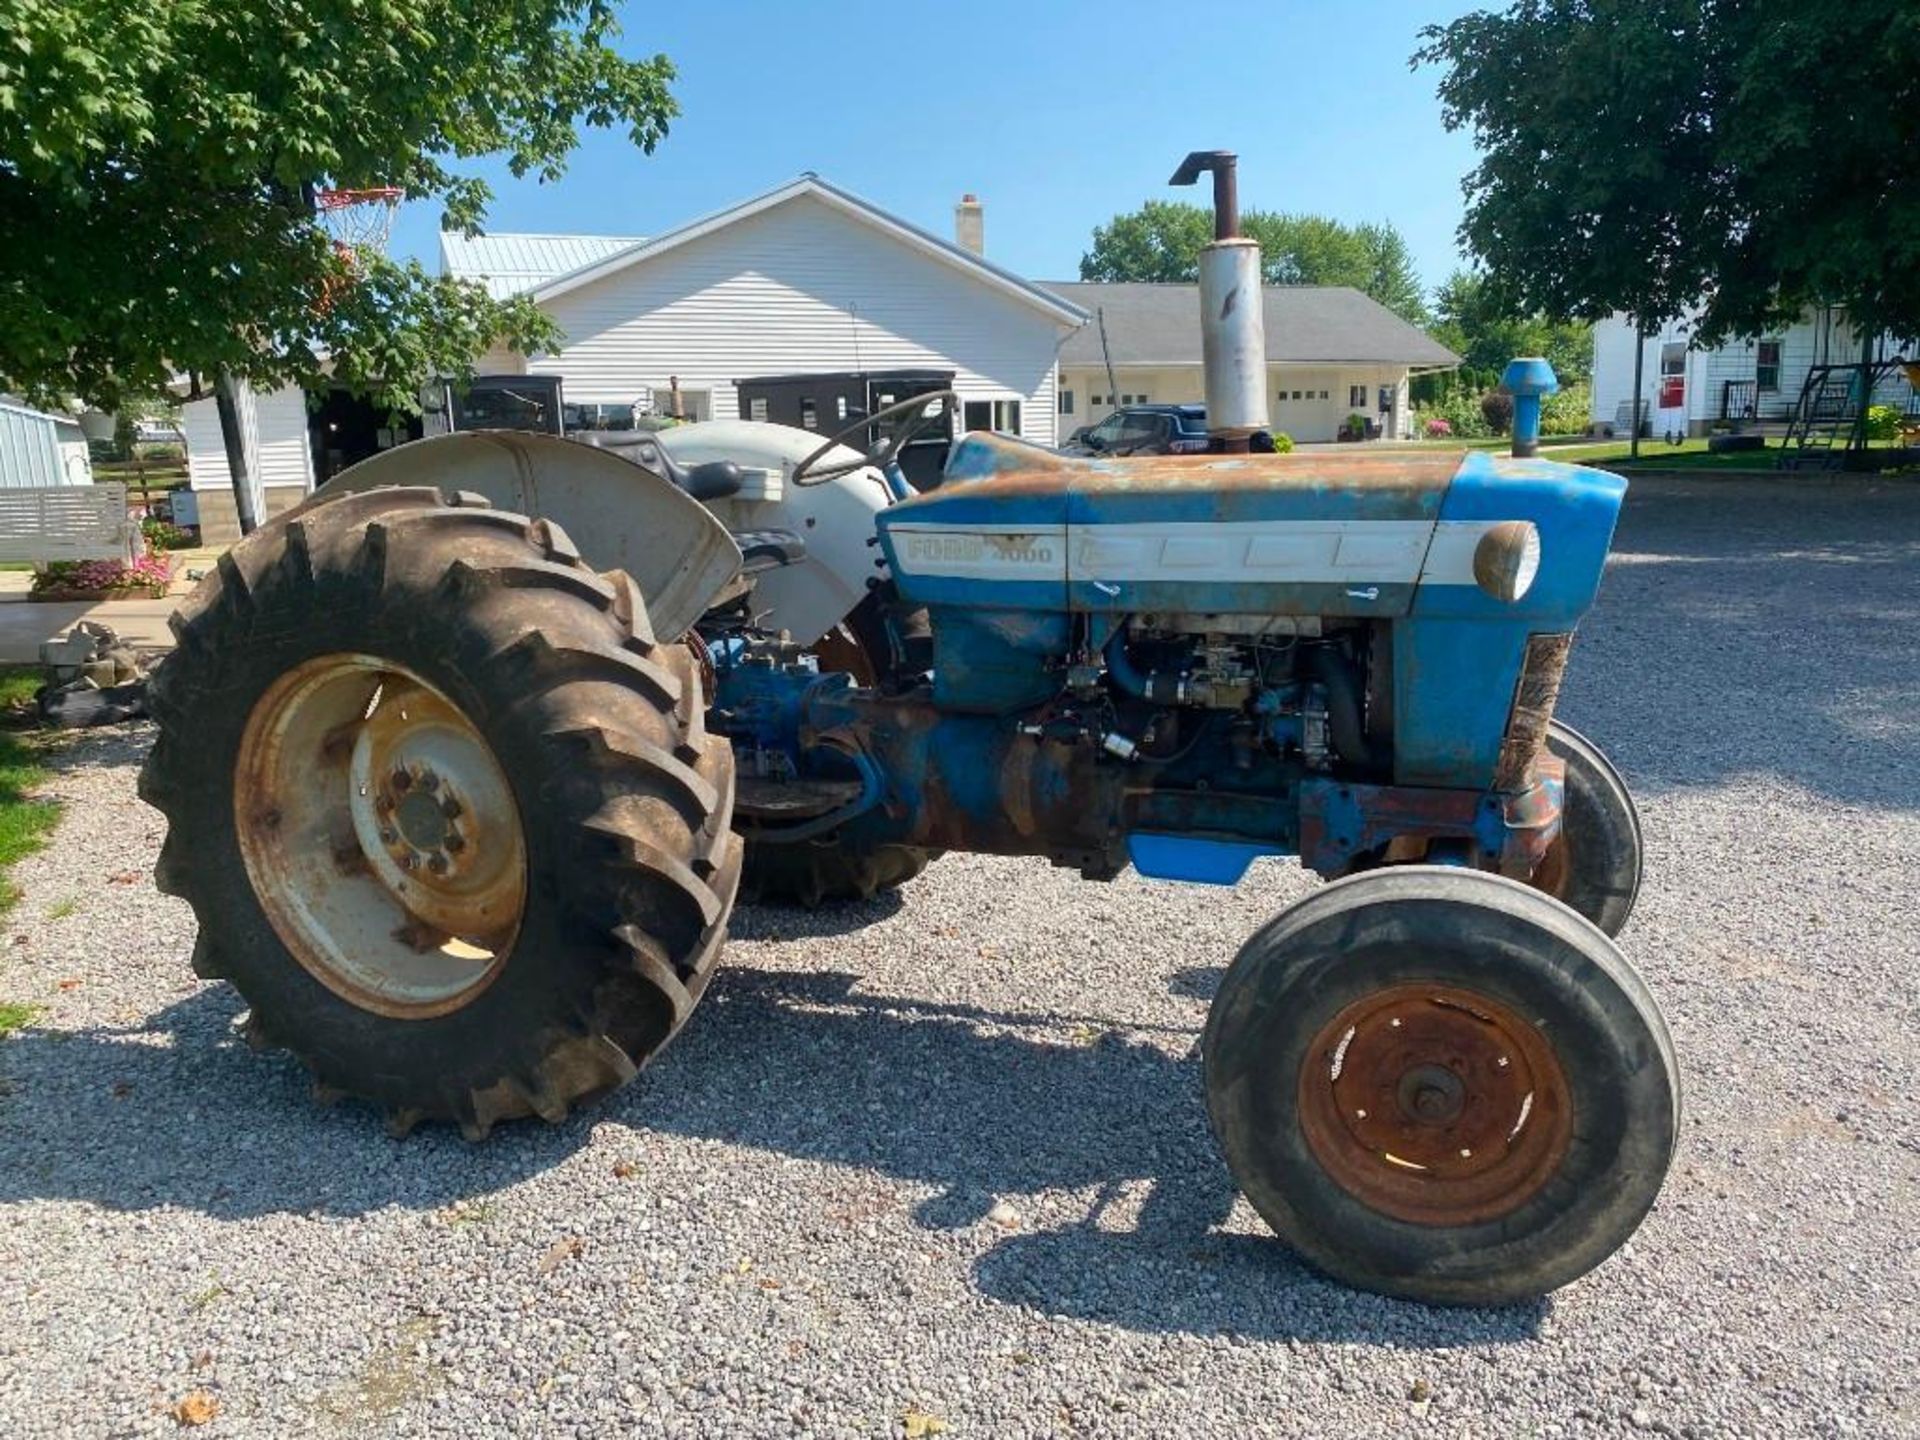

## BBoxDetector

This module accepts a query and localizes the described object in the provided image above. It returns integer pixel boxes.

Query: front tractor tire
[139,487,741,1138]
[1204,866,1678,1306]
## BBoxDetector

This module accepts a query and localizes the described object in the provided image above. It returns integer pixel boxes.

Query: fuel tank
[874,433,1623,629]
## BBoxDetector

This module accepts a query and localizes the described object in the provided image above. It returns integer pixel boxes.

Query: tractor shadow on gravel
[0,958,1547,1344]
[628,965,1550,1346]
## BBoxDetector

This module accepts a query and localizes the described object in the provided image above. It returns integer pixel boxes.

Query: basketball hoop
[315,187,403,260]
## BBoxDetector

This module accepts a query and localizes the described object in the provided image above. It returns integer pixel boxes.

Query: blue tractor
[142,158,1675,1305]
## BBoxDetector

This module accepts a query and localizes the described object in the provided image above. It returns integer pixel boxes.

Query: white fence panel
[0,484,134,562]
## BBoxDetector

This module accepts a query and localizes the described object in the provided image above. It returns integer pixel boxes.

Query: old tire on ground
[139,486,741,1137]
[1204,866,1678,1306]
[1531,719,1643,937]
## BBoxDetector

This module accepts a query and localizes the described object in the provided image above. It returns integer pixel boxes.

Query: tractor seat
[576,432,745,501]
[732,529,806,574]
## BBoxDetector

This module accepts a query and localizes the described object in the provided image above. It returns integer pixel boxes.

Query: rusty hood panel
[878,433,1467,618]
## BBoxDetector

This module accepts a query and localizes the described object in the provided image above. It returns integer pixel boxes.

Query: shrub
[1539,382,1593,437]
[140,517,196,551]
[1424,417,1453,439]
[1480,390,1515,435]
[1270,431,1294,453]
[30,555,173,596]
[1416,389,1495,439]
[1864,404,1904,443]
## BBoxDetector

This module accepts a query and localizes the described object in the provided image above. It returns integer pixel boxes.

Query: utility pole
[1628,320,1646,460]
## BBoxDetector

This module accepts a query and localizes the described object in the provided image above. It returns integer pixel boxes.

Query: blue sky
[389,0,1486,299]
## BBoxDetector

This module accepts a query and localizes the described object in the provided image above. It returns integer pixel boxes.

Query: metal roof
[439,231,646,299]
[1043,282,1459,369]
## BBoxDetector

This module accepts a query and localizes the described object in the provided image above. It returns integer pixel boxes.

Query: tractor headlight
[1473,521,1542,603]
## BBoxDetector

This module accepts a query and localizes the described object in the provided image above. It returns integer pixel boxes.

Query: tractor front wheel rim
[235,653,527,1018]
[1297,981,1574,1226]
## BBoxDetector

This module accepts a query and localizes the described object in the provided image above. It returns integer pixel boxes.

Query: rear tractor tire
[1204,866,1678,1306]
[1532,720,1643,937]
[139,487,741,1138]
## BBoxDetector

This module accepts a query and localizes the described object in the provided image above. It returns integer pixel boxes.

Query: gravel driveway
[1,474,1915,1438]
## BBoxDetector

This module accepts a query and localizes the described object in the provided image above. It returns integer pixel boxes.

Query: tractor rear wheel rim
[1297,981,1573,1226]
[235,653,527,1018]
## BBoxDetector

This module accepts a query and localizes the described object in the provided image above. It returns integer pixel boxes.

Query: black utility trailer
[735,368,955,490]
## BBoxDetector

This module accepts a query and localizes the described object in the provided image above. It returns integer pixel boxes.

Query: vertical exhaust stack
[1170,151,1270,453]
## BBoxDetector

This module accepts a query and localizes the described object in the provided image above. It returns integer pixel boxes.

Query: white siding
[1592,309,1919,432]
[183,385,314,492]
[524,194,1071,447]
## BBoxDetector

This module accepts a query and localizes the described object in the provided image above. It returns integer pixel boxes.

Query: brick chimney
[954,194,984,256]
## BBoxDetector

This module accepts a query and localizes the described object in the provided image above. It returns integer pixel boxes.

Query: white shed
[0,399,94,489]
[175,382,316,542]
[444,176,1089,447]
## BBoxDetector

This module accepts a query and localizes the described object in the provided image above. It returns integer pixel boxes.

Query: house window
[799,398,818,430]
[1320,390,1329,400]
[1348,385,1367,408]
[748,397,769,423]
[1058,390,1074,415]
[963,399,1023,434]
[1757,339,1782,392]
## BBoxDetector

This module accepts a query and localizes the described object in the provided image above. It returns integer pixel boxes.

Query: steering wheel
[791,390,958,486]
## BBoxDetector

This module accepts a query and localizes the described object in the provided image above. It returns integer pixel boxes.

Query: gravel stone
[1,474,1917,1438]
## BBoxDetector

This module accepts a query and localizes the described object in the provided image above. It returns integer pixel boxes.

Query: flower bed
[29,556,174,602]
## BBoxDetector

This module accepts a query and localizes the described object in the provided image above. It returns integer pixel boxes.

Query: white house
[175,178,1087,541]
[442,175,1088,448]
[1590,308,1918,439]
[1044,282,1459,443]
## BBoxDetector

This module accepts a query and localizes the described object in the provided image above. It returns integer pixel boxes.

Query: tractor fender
[653,420,893,647]
[318,430,741,641]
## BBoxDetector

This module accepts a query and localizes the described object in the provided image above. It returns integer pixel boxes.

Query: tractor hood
[876,434,1624,629]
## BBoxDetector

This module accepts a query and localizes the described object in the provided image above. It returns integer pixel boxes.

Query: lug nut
[374,793,393,814]
[378,827,398,845]
[391,767,413,792]
[441,796,463,819]
[398,854,417,871]
[419,769,440,792]
[427,854,450,875]
[445,834,466,854]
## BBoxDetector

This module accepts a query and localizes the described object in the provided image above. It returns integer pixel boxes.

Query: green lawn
[0,668,60,925]
[1387,434,1917,472]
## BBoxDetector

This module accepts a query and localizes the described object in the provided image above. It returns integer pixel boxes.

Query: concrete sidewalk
[0,557,215,664]
[0,594,178,663]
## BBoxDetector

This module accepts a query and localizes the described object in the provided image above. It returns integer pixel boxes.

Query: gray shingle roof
[1043,282,1459,368]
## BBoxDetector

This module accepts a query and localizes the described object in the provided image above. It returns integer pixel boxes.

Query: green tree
[1416,0,1920,447]
[0,1,677,526]
[1080,203,1430,326]
[1431,270,1592,385]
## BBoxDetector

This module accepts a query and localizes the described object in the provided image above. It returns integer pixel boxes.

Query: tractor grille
[1494,632,1573,791]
